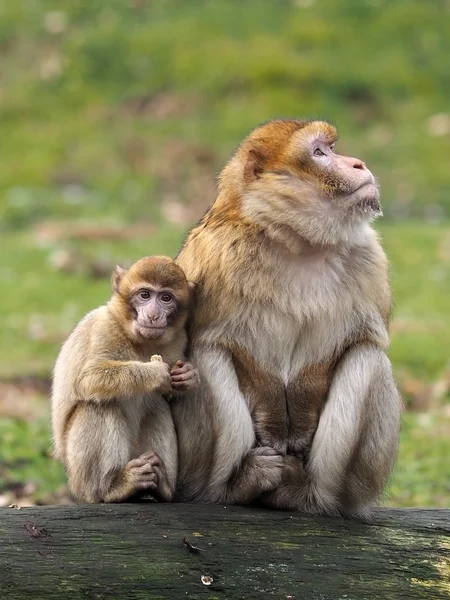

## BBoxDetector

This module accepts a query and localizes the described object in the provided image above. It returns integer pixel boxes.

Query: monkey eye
[330,143,336,152]
[138,289,151,300]
[313,148,326,157]
[160,293,173,304]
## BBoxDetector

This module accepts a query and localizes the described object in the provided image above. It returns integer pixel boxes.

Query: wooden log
[0,505,449,599]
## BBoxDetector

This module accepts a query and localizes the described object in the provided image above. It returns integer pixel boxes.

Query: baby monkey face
[129,287,179,339]
[111,256,191,344]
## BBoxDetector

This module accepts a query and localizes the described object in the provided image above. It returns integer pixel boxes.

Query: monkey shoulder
[55,306,131,374]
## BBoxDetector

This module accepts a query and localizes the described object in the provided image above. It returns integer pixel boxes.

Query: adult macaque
[174,119,402,519]
[51,256,199,503]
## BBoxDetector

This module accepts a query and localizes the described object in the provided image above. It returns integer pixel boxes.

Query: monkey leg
[261,344,402,519]
[174,346,286,505]
[137,396,178,502]
[65,402,156,503]
[174,346,263,503]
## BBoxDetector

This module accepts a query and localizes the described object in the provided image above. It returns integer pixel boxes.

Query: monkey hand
[125,452,161,493]
[170,360,200,394]
[148,360,172,394]
[243,446,285,494]
[282,454,309,485]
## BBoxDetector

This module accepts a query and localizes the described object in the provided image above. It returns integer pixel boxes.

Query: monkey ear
[112,265,126,293]
[244,147,266,183]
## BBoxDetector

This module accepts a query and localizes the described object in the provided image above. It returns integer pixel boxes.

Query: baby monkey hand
[148,359,172,394]
[170,360,200,394]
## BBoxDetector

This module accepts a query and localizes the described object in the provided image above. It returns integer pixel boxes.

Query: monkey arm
[76,359,170,402]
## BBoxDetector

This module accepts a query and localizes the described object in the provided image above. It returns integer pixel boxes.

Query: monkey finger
[132,466,158,482]
[137,451,161,466]
[169,370,183,377]
[171,372,193,382]
[170,365,191,376]
[152,465,162,483]
[136,469,158,481]
[170,377,189,386]
[128,458,149,470]
[170,382,188,390]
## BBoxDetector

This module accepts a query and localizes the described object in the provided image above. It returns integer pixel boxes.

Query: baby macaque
[51,256,199,503]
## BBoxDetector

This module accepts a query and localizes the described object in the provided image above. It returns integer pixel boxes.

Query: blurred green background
[0,0,448,507]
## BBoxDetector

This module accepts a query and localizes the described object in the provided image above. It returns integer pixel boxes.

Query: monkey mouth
[137,325,166,339]
[360,196,382,212]
[350,183,382,214]
[356,191,381,213]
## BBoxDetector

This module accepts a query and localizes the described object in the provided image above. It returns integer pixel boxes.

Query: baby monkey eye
[160,293,173,303]
[138,290,151,300]
[313,148,326,157]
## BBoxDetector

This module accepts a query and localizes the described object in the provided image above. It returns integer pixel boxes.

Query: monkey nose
[352,159,366,170]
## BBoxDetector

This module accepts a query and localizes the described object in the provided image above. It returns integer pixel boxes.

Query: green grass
[0,0,449,228]
[387,409,450,508]
[381,222,450,384]
[0,411,65,504]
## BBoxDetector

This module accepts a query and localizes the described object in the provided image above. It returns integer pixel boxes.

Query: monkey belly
[232,341,335,457]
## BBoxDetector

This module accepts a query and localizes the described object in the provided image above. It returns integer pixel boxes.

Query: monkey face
[230,119,382,245]
[111,256,190,345]
[289,121,381,217]
[129,288,180,340]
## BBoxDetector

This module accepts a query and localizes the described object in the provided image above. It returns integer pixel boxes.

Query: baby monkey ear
[112,265,127,294]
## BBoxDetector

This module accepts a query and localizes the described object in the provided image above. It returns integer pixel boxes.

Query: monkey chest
[229,300,351,454]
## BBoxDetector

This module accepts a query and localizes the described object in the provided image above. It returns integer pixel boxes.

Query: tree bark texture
[0,504,449,599]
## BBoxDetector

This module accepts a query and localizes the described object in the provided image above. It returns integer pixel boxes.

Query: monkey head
[110,256,191,344]
[219,119,381,246]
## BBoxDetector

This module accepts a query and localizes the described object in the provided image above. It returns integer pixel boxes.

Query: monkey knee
[65,446,117,503]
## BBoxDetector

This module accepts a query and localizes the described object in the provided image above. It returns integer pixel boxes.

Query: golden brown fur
[51,256,198,503]
[174,119,401,518]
